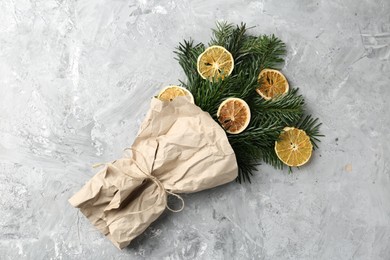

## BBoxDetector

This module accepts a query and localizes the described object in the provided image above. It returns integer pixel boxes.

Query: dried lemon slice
[197,45,234,81]
[157,85,194,103]
[275,127,313,167]
[217,98,250,134]
[256,69,289,100]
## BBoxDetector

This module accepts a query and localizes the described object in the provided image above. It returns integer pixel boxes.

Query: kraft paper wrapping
[69,96,238,249]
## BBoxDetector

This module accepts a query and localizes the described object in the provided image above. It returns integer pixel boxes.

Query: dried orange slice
[256,69,289,100]
[197,45,234,81]
[217,98,250,134]
[275,127,313,167]
[157,85,194,103]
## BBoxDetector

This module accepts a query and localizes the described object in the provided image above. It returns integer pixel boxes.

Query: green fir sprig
[175,22,322,182]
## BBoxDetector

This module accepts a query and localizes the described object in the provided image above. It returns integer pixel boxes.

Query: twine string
[93,147,185,214]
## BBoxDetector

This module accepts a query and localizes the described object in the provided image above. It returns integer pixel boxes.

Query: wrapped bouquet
[69,22,322,249]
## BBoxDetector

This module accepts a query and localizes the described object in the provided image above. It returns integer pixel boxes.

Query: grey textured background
[1,0,390,259]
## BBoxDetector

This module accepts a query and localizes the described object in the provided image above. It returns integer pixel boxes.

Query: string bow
[93,147,185,214]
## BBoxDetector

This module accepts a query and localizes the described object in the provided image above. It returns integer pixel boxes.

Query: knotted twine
[93,147,185,214]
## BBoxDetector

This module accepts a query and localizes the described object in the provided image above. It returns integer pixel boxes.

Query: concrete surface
[1,0,390,259]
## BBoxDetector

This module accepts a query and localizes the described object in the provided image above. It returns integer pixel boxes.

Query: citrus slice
[197,45,234,81]
[157,85,194,103]
[256,69,289,100]
[275,127,313,167]
[217,98,250,134]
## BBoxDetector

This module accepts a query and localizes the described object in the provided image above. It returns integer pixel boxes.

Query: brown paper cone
[69,97,238,249]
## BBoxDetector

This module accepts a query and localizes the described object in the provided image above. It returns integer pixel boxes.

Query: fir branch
[236,158,257,183]
[228,120,283,182]
[175,22,323,182]
[174,40,204,85]
[260,148,285,170]
[209,22,234,46]
[228,121,282,150]
[182,78,230,115]
[295,115,324,149]
[209,22,286,70]
[210,22,249,59]
[251,88,305,126]
[237,34,286,70]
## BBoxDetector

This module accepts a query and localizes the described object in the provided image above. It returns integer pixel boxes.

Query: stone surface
[1,0,390,259]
